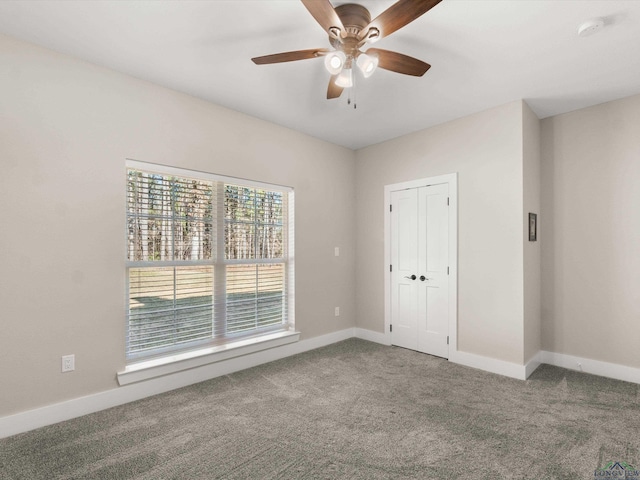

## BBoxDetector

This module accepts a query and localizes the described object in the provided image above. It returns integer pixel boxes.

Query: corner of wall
[522,101,542,364]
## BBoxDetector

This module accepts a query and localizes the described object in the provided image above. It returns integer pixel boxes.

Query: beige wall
[355,101,526,364]
[0,34,357,416]
[3,28,638,421]
[540,94,640,367]
[522,102,542,363]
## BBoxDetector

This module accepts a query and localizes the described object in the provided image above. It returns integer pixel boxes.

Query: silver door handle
[420,276,431,281]
[404,275,416,280]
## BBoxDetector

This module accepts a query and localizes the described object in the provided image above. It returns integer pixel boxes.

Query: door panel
[395,282,418,350]
[418,184,449,357]
[391,183,449,358]
[390,189,418,351]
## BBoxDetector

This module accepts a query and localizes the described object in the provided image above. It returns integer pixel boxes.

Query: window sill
[117,330,300,386]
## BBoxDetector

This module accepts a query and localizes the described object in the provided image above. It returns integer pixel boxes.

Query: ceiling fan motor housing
[331,4,371,41]
[330,3,373,62]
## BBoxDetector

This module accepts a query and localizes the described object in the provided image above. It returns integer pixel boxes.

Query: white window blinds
[126,162,293,361]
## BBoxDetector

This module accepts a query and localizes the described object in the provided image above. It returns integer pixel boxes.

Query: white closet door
[390,188,419,351]
[417,183,449,358]
[390,183,449,358]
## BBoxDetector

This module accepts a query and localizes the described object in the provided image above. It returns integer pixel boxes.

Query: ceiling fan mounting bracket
[328,26,342,39]
[365,27,380,41]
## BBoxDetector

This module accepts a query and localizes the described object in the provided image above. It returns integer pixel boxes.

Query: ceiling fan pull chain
[353,71,357,109]
[347,89,356,109]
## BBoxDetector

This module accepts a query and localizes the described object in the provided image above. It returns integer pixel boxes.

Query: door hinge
[447,266,449,275]
[390,204,392,212]
[447,336,449,345]
[447,197,450,206]
[390,264,392,272]
[390,324,393,332]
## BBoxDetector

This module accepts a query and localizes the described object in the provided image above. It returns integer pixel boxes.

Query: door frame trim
[384,173,458,355]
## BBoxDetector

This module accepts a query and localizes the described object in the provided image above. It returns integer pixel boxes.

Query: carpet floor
[1,339,639,479]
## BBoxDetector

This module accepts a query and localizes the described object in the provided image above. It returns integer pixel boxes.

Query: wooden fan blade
[327,75,344,99]
[301,0,345,38]
[359,0,442,41]
[252,48,329,65]
[366,48,431,76]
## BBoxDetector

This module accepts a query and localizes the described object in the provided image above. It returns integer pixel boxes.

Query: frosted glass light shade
[335,68,353,88]
[324,51,346,75]
[356,53,378,78]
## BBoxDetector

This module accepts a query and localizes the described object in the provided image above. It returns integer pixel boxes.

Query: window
[126,161,294,362]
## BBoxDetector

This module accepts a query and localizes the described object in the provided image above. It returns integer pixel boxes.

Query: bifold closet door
[390,183,449,358]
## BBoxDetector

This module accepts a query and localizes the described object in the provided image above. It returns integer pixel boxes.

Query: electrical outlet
[334,247,340,257]
[335,307,340,317]
[62,354,75,373]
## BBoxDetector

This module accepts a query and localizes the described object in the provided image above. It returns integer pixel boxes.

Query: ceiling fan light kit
[324,50,346,74]
[335,68,354,88]
[251,0,442,100]
[356,52,378,78]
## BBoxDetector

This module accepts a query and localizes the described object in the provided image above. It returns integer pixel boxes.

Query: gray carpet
[1,339,639,479]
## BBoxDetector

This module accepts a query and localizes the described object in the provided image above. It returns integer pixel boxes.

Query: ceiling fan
[251,0,442,100]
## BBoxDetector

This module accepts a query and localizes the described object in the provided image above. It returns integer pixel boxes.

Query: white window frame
[118,160,296,384]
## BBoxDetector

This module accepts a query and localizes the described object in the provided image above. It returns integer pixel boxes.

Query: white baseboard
[447,349,640,385]
[354,327,390,345]
[6,331,639,440]
[449,350,528,380]
[524,351,543,379]
[357,328,531,380]
[539,350,640,385]
[0,327,355,439]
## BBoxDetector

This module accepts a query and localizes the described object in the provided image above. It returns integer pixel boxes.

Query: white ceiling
[1,0,639,150]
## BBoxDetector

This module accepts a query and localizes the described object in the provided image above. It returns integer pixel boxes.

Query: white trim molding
[383,173,458,355]
[0,328,354,439]
[524,352,543,379]
[449,350,528,380]
[6,330,640,440]
[539,350,640,385]
[355,327,390,346]
[118,330,300,385]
